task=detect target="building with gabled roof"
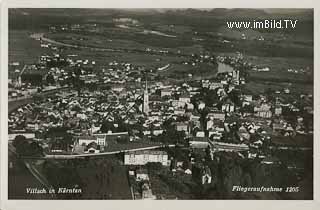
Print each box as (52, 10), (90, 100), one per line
(124, 150), (168, 166)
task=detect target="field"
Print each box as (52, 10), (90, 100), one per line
(8, 150), (52, 199)
(60, 47), (187, 73)
(247, 56), (313, 82)
(271, 134), (313, 147)
(9, 30), (50, 65)
(76, 158), (131, 199)
(216, 51), (313, 91)
(243, 81), (313, 96)
(42, 157), (132, 199)
(40, 33), (218, 79)
(9, 8), (314, 82)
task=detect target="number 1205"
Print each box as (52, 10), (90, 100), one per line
(285, 187), (299, 192)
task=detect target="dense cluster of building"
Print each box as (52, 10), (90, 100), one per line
(8, 34), (313, 200)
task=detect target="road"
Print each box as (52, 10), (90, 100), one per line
(20, 64), (27, 75)
(9, 143), (55, 198)
(24, 161), (56, 198)
(209, 140), (249, 152)
(268, 146), (312, 151)
(31, 33), (193, 58)
(22, 144), (176, 160)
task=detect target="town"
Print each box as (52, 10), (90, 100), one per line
(8, 9), (314, 200)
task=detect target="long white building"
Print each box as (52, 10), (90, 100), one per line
(124, 150), (168, 166)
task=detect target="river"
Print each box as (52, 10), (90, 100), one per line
(217, 62), (234, 74)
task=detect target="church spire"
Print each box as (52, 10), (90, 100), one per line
(145, 77), (148, 91)
(143, 76), (149, 115)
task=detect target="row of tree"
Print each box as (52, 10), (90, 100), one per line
(13, 135), (43, 157)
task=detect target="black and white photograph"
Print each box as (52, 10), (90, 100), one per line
(2, 3), (317, 204)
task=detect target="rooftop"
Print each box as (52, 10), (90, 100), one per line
(125, 150), (167, 155)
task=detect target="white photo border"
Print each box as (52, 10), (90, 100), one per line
(1, 0), (319, 210)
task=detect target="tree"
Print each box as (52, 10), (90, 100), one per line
(264, 88), (275, 103)
(46, 127), (73, 149)
(191, 93), (202, 103)
(46, 74), (55, 85)
(21, 73), (43, 86)
(146, 162), (163, 172)
(12, 135), (26, 148)
(240, 104), (254, 114)
(203, 89), (219, 107)
(228, 89), (241, 107)
(100, 121), (115, 133)
(13, 135), (43, 157)
(28, 142), (44, 156)
(162, 128), (186, 145)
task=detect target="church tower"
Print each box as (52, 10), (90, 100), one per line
(15, 75), (22, 88)
(143, 79), (149, 115)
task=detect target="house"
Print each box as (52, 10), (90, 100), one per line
(198, 102), (206, 110)
(84, 142), (100, 153)
(190, 114), (201, 128)
(148, 115), (160, 121)
(92, 134), (107, 146)
(208, 123), (224, 140)
(243, 95), (253, 102)
(284, 125), (295, 137)
(152, 128), (164, 136)
(186, 103), (194, 110)
(124, 150), (168, 166)
(172, 100), (186, 108)
(141, 182), (156, 200)
(78, 136), (97, 146)
(76, 113), (87, 120)
(272, 119), (286, 133)
(196, 131), (205, 138)
(175, 122), (189, 133)
(274, 105), (282, 116)
(185, 169), (192, 175)
(207, 111), (225, 121)
(136, 169), (149, 181)
(143, 130), (151, 136)
(201, 166), (212, 184)
(217, 88), (226, 97)
(90, 124), (101, 134)
(209, 82), (223, 90)
(190, 91), (201, 97)
(202, 80), (210, 88)
(242, 95), (253, 106)
(254, 103), (272, 118)
(209, 131), (223, 141)
(206, 120), (214, 130)
(222, 102), (235, 112)
(112, 85), (125, 92)
(237, 125), (250, 141)
(174, 108), (185, 116)
(179, 95), (191, 103)
(189, 137), (209, 149)
(161, 88), (172, 97)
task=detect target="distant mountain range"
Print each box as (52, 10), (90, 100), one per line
(164, 8), (313, 20)
(10, 8), (313, 19)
